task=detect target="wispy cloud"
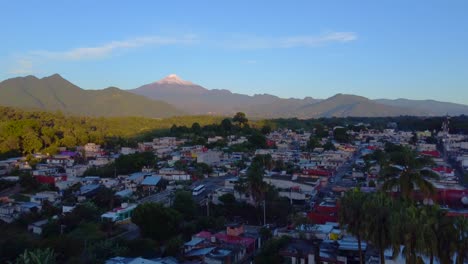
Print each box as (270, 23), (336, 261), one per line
(226, 31), (357, 49)
(30, 34), (198, 61)
(279, 32), (357, 48)
(6, 31), (355, 76)
(8, 59), (35, 75)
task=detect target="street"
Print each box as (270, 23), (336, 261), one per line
(137, 175), (231, 206)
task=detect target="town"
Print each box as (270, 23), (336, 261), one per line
(0, 113), (467, 264)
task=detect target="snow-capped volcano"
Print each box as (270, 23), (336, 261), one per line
(156, 74), (193, 85)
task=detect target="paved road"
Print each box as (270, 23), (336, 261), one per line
(190, 175), (232, 204)
(138, 189), (174, 205)
(111, 223), (140, 241)
(137, 175), (231, 206)
(318, 150), (362, 196)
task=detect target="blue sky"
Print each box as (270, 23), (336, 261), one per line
(1, 0), (467, 104)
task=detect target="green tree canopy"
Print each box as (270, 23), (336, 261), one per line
(132, 203), (182, 242)
(172, 191), (198, 220)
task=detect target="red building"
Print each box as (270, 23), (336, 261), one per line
(307, 201), (339, 224)
(303, 169), (332, 177)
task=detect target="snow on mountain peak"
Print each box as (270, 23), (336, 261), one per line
(156, 74), (193, 85)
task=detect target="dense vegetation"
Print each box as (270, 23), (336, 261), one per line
(2, 105), (468, 159)
(340, 190), (468, 264)
(0, 106), (224, 158)
(340, 144), (467, 264)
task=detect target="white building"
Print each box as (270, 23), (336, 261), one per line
(197, 150), (221, 165)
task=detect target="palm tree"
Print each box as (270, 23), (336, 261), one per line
(363, 192), (393, 264)
(419, 205), (442, 264)
(339, 189), (368, 264)
(454, 216), (468, 264)
(433, 210), (456, 264)
(235, 161), (268, 208)
(13, 248), (56, 264)
(391, 205), (426, 264)
(246, 162), (268, 207)
(381, 147), (437, 200)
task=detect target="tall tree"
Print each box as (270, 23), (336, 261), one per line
(333, 127), (350, 143)
(381, 147), (437, 200)
(339, 189), (368, 264)
(221, 118), (232, 131)
(132, 203), (181, 242)
(454, 216), (468, 264)
(363, 192), (393, 264)
(172, 191), (197, 220)
(233, 112), (248, 127)
(391, 205), (426, 264)
(420, 206), (439, 264)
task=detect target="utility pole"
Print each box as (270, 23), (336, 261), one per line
(206, 194), (211, 217)
(290, 187), (293, 205)
(263, 199), (266, 226)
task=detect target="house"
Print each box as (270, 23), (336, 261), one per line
(303, 168), (332, 178)
(80, 184), (101, 197)
(277, 224), (336, 241)
(159, 168), (191, 181)
(208, 136), (224, 143)
(0, 203), (20, 223)
(184, 222), (261, 263)
(140, 176), (162, 192)
(28, 219), (49, 235)
(55, 177), (81, 191)
(205, 247), (244, 264)
(307, 200), (339, 224)
(88, 157), (113, 167)
(279, 239), (317, 264)
(197, 150), (221, 166)
(194, 223), (258, 254)
(30, 191), (60, 205)
(153, 137), (177, 146)
(33, 168), (67, 185)
(65, 164), (88, 177)
(46, 155), (74, 166)
(115, 189), (133, 198)
(121, 147), (137, 155)
(185, 247), (217, 262)
(0, 162), (9, 175)
(18, 202), (42, 213)
(123, 172), (153, 190)
(101, 178), (119, 189)
(84, 143), (102, 158)
(85, 143), (101, 152)
(81, 176), (101, 185)
(101, 203), (137, 223)
(62, 204), (76, 214)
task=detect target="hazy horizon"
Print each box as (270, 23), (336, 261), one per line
(1, 1), (467, 104)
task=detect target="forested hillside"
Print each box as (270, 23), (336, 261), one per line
(0, 106), (223, 157)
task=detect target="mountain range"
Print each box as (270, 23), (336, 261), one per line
(1, 74), (468, 118)
(0, 74), (182, 118)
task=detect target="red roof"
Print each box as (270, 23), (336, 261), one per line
(420, 150), (441, 158)
(432, 166), (453, 174)
(303, 169), (332, 177)
(215, 233), (255, 247)
(195, 231), (212, 239)
(266, 140), (275, 147)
